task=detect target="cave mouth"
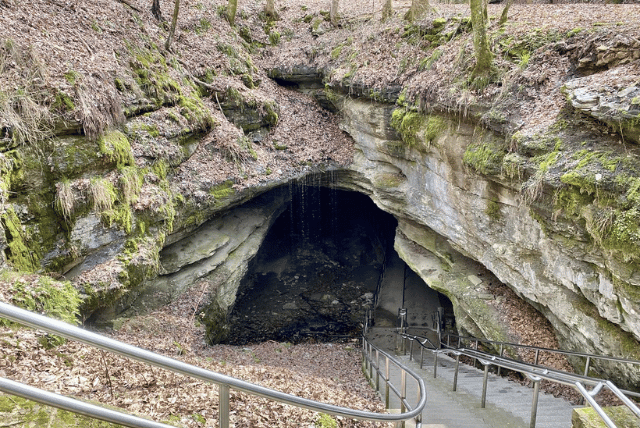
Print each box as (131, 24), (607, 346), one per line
(224, 179), (453, 345)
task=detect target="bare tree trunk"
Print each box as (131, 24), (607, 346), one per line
(165, 0), (180, 51)
(498, 0), (513, 26)
(152, 0), (164, 21)
(227, 0), (238, 26)
(265, 0), (276, 19)
(470, 0), (492, 78)
(404, 0), (429, 22)
(381, 0), (393, 21)
(330, 0), (339, 25)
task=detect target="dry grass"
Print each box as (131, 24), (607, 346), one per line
(89, 177), (115, 212)
(55, 179), (75, 221)
(521, 172), (545, 205)
(76, 76), (125, 140)
(0, 39), (53, 147)
(119, 167), (143, 204)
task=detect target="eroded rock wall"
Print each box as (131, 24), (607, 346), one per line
(332, 93), (640, 387)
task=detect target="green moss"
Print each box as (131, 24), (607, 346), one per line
(1, 207), (39, 272)
(129, 46), (181, 106)
(315, 413), (338, 428)
(119, 166), (143, 204)
(273, 141), (287, 150)
(574, 405), (640, 428)
(117, 235), (162, 288)
(52, 91), (75, 112)
(134, 123), (160, 138)
(463, 141), (506, 176)
(102, 204), (133, 234)
(374, 173), (404, 188)
(98, 130), (134, 169)
(331, 45), (343, 59)
(561, 170), (598, 196)
(89, 177), (117, 212)
(194, 18), (212, 35)
(0, 394), (136, 427)
(210, 180), (235, 201)
(554, 187), (594, 217)
(485, 199), (501, 220)
(263, 100), (279, 126)
(391, 109), (447, 151)
(268, 30), (281, 45)
(64, 70), (80, 85)
(497, 28), (563, 64)
(178, 94), (214, 130)
(419, 48), (444, 71)
(2, 273), (80, 346)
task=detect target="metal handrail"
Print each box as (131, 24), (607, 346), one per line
(400, 332), (640, 428)
(0, 302), (425, 427)
(361, 336), (428, 428)
(443, 332), (640, 371)
(0, 377), (175, 428)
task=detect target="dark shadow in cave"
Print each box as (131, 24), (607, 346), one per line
(224, 178), (454, 345)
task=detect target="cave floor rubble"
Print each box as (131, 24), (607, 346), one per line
(367, 327), (579, 428)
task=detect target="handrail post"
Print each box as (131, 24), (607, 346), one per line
(497, 344), (504, 376)
(584, 356), (591, 376)
(385, 356), (390, 409)
(401, 369), (407, 414)
(534, 349), (540, 366)
(481, 364), (490, 408)
(375, 349), (380, 391)
(453, 354), (460, 391)
(219, 384), (230, 428)
(420, 346), (424, 369)
(369, 344), (374, 381)
(433, 352), (438, 378)
(530, 380), (540, 428)
(409, 339), (414, 361)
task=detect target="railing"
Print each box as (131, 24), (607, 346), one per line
(361, 337), (427, 428)
(442, 332), (640, 399)
(399, 332), (640, 428)
(0, 302), (426, 428)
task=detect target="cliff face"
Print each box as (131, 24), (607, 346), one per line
(330, 92), (640, 386)
(1, 0), (640, 387)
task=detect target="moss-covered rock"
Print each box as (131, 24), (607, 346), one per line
(0, 394), (125, 428)
(572, 406), (640, 428)
(390, 108), (447, 152)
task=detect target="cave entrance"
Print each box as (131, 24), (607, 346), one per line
(225, 177), (453, 344)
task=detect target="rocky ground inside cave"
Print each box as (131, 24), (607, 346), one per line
(226, 187), (394, 345)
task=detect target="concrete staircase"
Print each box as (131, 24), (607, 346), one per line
(367, 327), (579, 428)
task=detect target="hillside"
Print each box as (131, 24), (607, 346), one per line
(1, 0), (640, 425)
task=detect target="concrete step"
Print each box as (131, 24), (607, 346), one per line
(367, 330), (581, 428)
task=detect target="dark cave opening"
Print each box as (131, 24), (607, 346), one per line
(224, 179), (454, 345)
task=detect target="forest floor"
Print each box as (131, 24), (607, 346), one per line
(1, 276), (389, 427)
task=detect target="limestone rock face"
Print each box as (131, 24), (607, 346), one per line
(564, 81), (640, 145)
(113, 188), (289, 322)
(334, 94), (640, 386)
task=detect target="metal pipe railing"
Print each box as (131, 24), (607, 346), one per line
(0, 377), (174, 428)
(361, 336), (427, 428)
(442, 332), (640, 372)
(0, 302), (425, 427)
(400, 332), (640, 428)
